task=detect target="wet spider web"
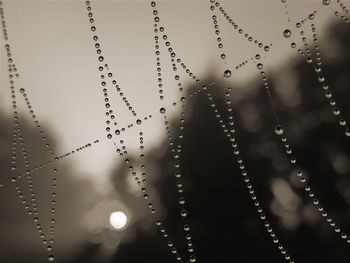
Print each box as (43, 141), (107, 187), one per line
(0, 0), (350, 262)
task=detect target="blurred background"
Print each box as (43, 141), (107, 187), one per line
(0, 0), (350, 262)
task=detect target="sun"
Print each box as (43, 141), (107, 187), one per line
(109, 211), (128, 230)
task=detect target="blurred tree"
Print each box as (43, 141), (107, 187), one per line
(0, 115), (99, 263)
(109, 21), (350, 263)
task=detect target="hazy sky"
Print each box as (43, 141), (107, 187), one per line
(0, 0), (339, 191)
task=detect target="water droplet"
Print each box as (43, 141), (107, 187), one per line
(322, 0), (330, 5)
(48, 255), (55, 262)
(223, 69), (231, 78)
(274, 125), (284, 135)
(314, 66), (321, 73)
(332, 108), (340, 116)
(20, 88), (25, 93)
(160, 107), (166, 114)
(283, 29), (291, 38)
(178, 197), (185, 204)
(318, 75), (325, 82)
(190, 255), (197, 262)
(136, 119), (141, 125)
(257, 63), (263, 70)
(345, 129), (350, 137)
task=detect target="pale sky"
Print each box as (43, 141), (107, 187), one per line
(0, 0), (339, 191)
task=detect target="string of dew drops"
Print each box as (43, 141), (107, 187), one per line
(0, 2), (58, 262)
(211, 0), (272, 52)
(280, 0), (291, 23)
(114, 134), (186, 262)
(281, 7), (350, 137)
(208, 2), (295, 261)
(334, 0), (350, 22)
(84, 1), (197, 261)
(254, 4), (350, 243)
(152, 2), (198, 261)
(256, 66), (350, 245)
(160, 28), (198, 263)
(15, 138), (101, 180)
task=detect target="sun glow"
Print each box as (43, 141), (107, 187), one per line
(109, 211), (128, 230)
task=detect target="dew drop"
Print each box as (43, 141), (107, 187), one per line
(160, 107), (166, 114)
(332, 108), (340, 116)
(346, 129), (350, 137)
(223, 69), (231, 78)
(274, 125), (284, 135)
(257, 63), (263, 70)
(323, 0), (330, 5)
(20, 88), (25, 93)
(178, 197), (185, 205)
(314, 66), (321, 73)
(48, 255), (55, 262)
(190, 255), (197, 262)
(283, 29), (291, 38)
(339, 119), (346, 126)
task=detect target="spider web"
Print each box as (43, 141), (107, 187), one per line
(0, 0), (350, 262)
